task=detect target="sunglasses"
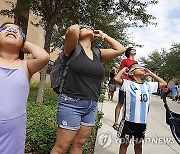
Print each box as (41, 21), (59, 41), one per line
(79, 24), (94, 31)
(0, 26), (26, 39)
(128, 66), (146, 73)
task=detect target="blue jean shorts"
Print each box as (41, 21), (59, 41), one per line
(57, 94), (98, 130)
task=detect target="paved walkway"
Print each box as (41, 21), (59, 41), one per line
(94, 88), (180, 154)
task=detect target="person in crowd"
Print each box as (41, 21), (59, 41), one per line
(177, 84), (180, 103)
(51, 24), (126, 154)
(113, 47), (138, 131)
(103, 79), (109, 92)
(108, 67), (117, 102)
(0, 22), (50, 154)
(114, 63), (167, 154)
(161, 85), (169, 102)
(171, 83), (179, 101)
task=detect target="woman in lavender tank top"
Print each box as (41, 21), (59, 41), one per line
(0, 22), (50, 154)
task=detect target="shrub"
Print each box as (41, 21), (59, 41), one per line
(99, 86), (106, 103)
(99, 94), (105, 103)
(25, 84), (58, 154)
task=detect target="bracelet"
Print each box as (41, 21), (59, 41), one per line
(102, 33), (107, 41)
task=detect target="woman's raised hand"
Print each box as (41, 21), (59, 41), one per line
(93, 30), (104, 38)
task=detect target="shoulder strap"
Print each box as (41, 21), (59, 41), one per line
(92, 47), (101, 60)
(59, 44), (81, 94)
(66, 44), (82, 65)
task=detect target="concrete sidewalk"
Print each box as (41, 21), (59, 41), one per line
(94, 88), (180, 154)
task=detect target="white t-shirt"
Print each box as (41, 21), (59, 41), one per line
(120, 79), (158, 124)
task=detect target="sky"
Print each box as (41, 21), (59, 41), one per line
(128, 0), (180, 60)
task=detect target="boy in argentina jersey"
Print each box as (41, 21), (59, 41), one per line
(114, 63), (167, 154)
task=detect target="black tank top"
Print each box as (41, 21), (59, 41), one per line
(62, 46), (105, 101)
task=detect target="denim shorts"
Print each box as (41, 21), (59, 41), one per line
(57, 94), (98, 130)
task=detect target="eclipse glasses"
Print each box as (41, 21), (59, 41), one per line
(79, 24), (95, 31)
(0, 26), (26, 39)
(128, 66), (146, 73)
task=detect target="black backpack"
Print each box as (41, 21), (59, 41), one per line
(50, 44), (101, 94)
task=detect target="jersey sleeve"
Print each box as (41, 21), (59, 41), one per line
(148, 82), (159, 93)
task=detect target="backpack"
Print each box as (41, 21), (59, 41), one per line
(50, 44), (101, 94)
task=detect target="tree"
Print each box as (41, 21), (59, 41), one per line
(31, 0), (159, 103)
(140, 50), (172, 81)
(1, 0), (158, 103)
(140, 50), (166, 74)
(115, 0), (158, 27)
(51, 0), (159, 78)
(0, 0), (31, 36)
(29, 0), (69, 104)
(165, 43), (180, 79)
(140, 43), (180, 83)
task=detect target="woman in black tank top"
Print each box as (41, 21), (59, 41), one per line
(51, 24), (126, 154)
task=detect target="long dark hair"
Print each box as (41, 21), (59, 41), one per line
(0, 22), (25, 59)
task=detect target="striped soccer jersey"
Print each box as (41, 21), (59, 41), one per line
(120, 79), (158, 124)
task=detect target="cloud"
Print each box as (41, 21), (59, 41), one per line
(128, 0), (180, 60)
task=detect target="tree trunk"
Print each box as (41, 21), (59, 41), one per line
(36, 24), (53, 104)
(36, 65), (48, 104)
(14, 0), (30, 34)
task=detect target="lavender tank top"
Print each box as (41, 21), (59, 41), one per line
(0, 61), (30, 120)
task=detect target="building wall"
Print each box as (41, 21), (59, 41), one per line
(0, 0), (15, 23)
(0, 0), (60, 83)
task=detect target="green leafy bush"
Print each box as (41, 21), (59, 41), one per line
(25, 84), (103, 154)
(99, 94), (105, 103)
(99, 86), (106, 103)
(25, 84), (58, 154)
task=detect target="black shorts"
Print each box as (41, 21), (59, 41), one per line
(118, 120), (146, 143)
(118, 89), (125, 104)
